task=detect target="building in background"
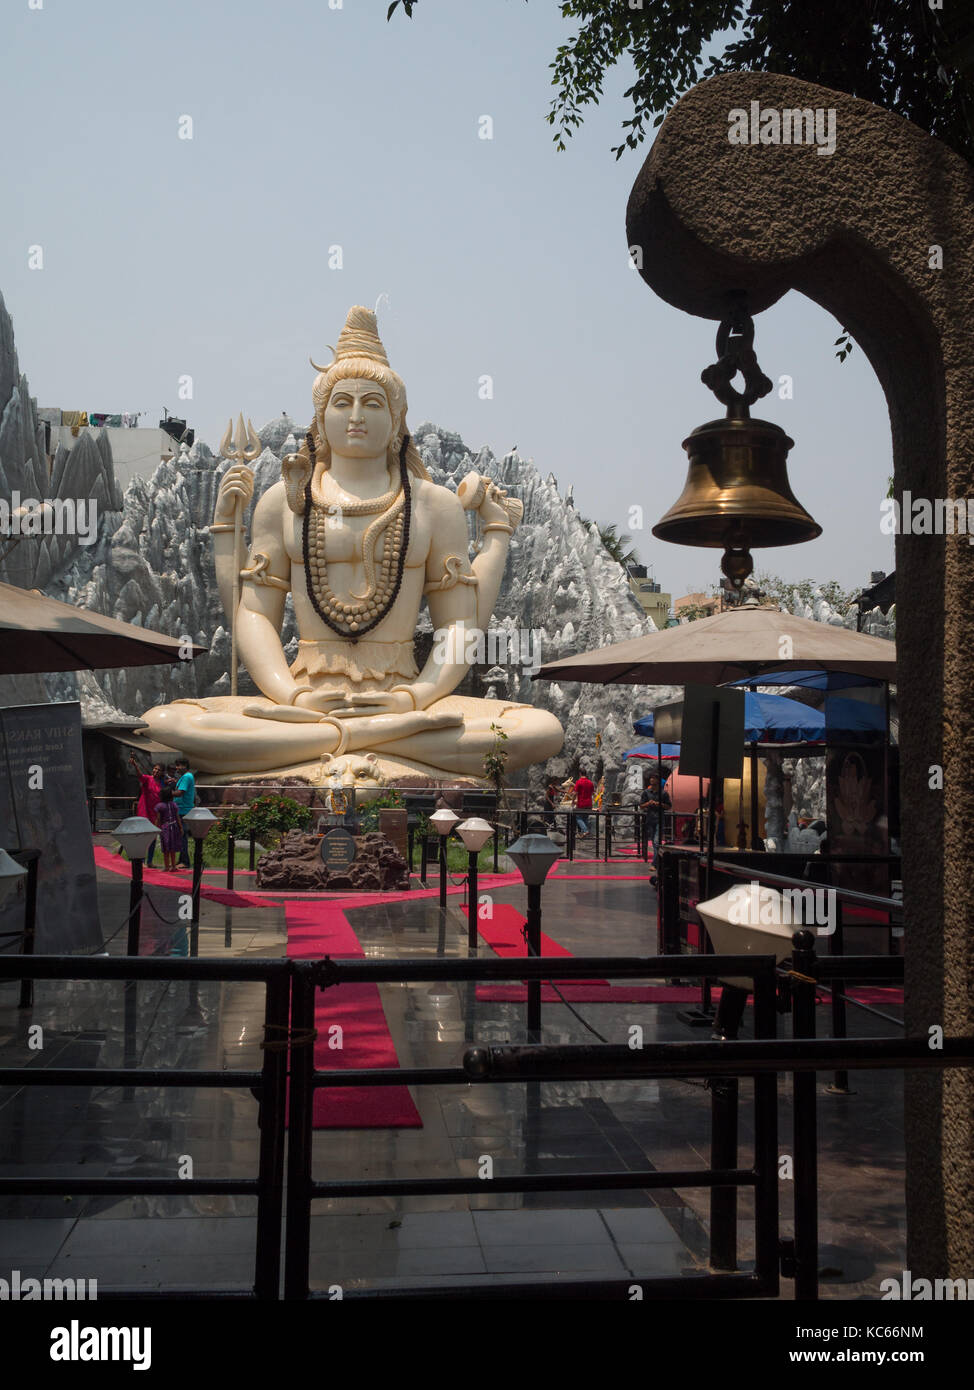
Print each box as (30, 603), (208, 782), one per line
(627, 564), (672, 629)
(37, 406), (195, 491)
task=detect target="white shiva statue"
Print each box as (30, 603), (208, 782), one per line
(141, 307), (564, 783)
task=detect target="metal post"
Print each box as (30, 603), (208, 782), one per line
(127, 858), (143, 958)
(439, 834), (448, 910)
(419, 829), (428, 887)
(253, 968), (290, 1300)
(492, 822), (499, 874)
(749, 743), (759, 848)
(284, 964), (316, 1300)
(526, 881), (542, 1036)
(249, 828), (256, 871)
(17, 853), (39, 1010)
(594, 811), (600, 860)
(709, 986), (746, 1270)
(605, 811), (612, 861)
(700, 701), (721, 1016)
(190, 836), (204, 958)
(752, 962), (780, 1297)
(226, 832), (235, 891)
(407, 825), (414, 873)
(792, 929), (819, 1301)
(467, 850), (479, 950)
(827, 902), (850, 1094)
(123, 858), (143, 1102)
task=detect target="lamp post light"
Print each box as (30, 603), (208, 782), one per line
(113, 816), (157, 956)
(183, 807), (217, 956)
(113, 815), (156, 1100)
(506, 833), (562, 1036)
(430, 808), (460, 910)
(456, 818), (494, 949)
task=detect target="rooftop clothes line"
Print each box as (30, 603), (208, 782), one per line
(38, 409), (142, 436)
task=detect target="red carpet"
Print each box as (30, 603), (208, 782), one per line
(287, 902), (422, 1129)
(475, 903), (701, 1002)
(92, 844), (266, 908)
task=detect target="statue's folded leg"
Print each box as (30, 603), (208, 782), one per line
(142, 699), (465, 775)
(142, 695), (561, 779)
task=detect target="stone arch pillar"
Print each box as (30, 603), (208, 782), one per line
(626, 71), (974, 1279)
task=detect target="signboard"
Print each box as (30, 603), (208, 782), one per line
(0, 702), (102, 953)
(319, 827), (357, 869)
(378, 808), (408, 861)
(655, 686), (745, 778)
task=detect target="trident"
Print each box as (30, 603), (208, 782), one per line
(219, 414), (261, 696)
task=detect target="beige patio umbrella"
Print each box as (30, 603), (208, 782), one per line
(534, 604), (896, 686)
(0, 581), (206, 674)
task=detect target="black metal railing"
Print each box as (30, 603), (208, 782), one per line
(0, 955), (291, 1300)
(283, 950), (781, 1300)
(2, 940), (971, 1300)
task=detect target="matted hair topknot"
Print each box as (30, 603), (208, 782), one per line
(310, 306), (406, 416)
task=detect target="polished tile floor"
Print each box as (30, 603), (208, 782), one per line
(0, 838), (905, 1297)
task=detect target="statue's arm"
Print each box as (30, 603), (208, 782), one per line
(405, 488), (480, 709)
(211, 481), (301, 705)
(467, 480), (519, 630)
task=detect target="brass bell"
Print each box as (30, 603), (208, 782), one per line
(653, 310), (821, 587)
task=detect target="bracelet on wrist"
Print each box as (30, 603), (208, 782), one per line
(483, 522), (514, 535)
(389, 685), (418, 710)
(288, 685), (314, 705)
(209, 522), (236, 533)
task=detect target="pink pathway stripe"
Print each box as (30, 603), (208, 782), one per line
(476, 903), (724, 1003)
(287, 901), (422, 1130)
(92, 844), (266, 908)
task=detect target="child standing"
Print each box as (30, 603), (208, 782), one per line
(154, 787), (183, 872)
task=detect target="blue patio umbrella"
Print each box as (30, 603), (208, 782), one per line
(725, 673), (887, 739)
(637, 692), (826, 746)
(624, 741), (682, 760)
(637, 690), (880, 746)
(742, 691), (824, 743)
(726, 668), (884, 691)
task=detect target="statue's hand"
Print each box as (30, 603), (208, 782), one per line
(329, 690), (417, 719)
(293, 689), (351, 714)
(213, 464), (255, 524)
(479, 482), (522, 530)
(241, 689), (348, 722)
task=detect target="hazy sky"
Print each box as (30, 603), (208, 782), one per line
(1, 0), (894, 601)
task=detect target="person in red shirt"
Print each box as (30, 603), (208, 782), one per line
(573, 771), (595, 835)
(128, 753), (163, 867)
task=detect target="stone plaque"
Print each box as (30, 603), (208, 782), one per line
(319, 828), (357, 869)
(378, 808), (408, 861)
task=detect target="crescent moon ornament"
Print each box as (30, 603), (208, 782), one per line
(309, 348), (337, 372)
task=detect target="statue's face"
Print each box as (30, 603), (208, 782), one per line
(321, 378), (394, 460)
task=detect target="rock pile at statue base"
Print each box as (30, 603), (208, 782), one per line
(255, 829), (410, 891)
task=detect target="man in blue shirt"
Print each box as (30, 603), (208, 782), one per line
(173, 759), (195, 867)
